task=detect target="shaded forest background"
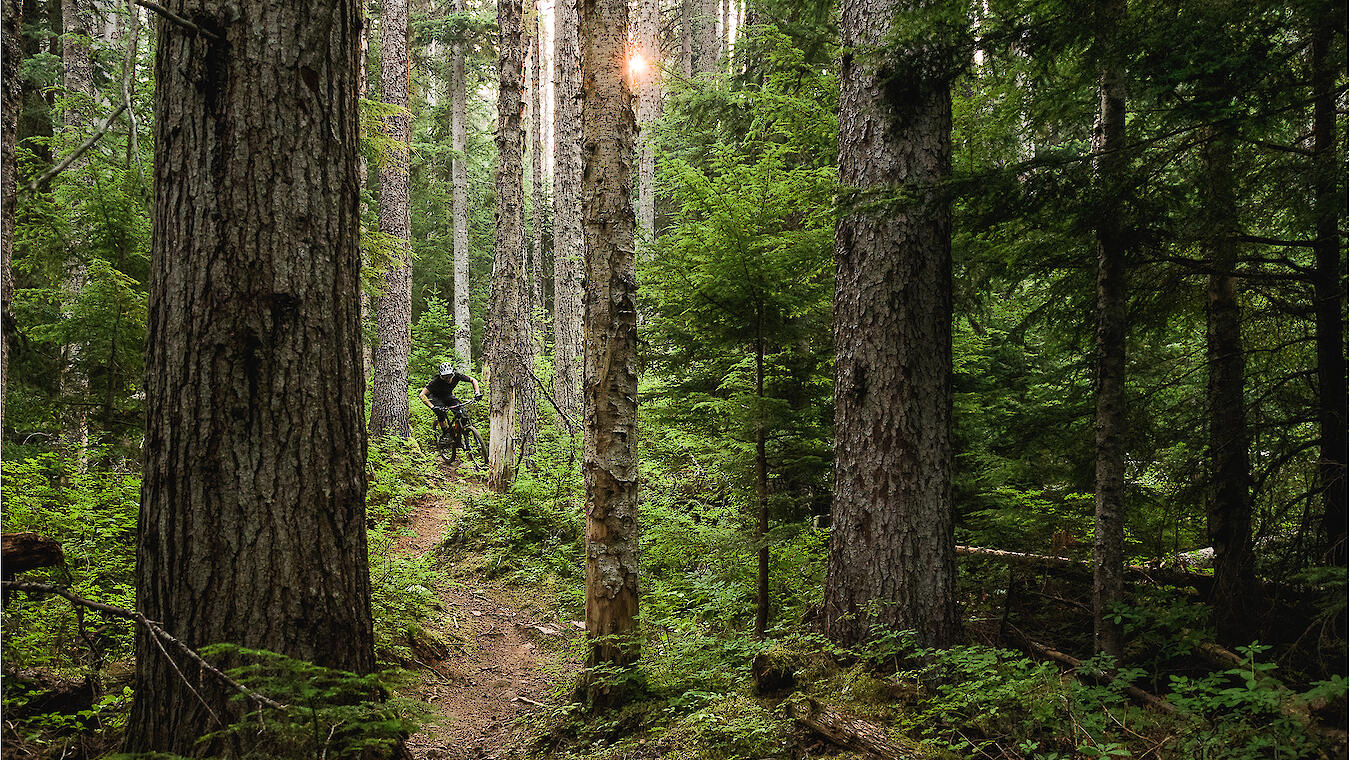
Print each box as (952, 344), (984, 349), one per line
(1, 0), (1347, 755)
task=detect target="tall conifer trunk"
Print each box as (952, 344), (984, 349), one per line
(488, 0), (525, 490)
(1311, 19), (1347, 565)
(695, 0), (718, 73)
(59, 0), (94, 458)
(552, 0), (583, 428)
(519, 7), (541, 465)
(1, 0), (17, 436)
(580, 0), (639, 705)
(126, 0), (374, 751)
(1090, 0), (1128, 658)
(370, 0), (413, 438)
(823, 0), (959, 650)
(636, 0), (660, 243)
(1202, 123), (1255, 646)
(452, 0), (471, 364)
(680, 0), (693, 76)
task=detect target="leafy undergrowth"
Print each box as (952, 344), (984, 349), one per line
(440, 432), (1348, 760)
(0, 440), (442, 758)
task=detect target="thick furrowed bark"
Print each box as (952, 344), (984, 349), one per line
(127, 1), (373, 751)
(823, 0), (959, 650)
(488, 0), (526, 491)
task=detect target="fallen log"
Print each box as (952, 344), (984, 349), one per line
(2, 532), (64, 578)
(956, 545), (1213, 593)
(1005, 626), (1178, 715)
(786, 696), (928, 760)
(1189, 637), (1333, 718)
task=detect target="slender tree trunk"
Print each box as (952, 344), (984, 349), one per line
(452, 0), (471, 364)
(358, 7), (372, 379)
(552, 0), (583, 429)
(529, 13), (544, 318)
(1202, 125), (1256, 646)
(823, 0), (959, 650)
(696, 0), (718, 73)
(636, 0), (659, 244)
(59, 0), (94, 459)
(518, 8), (540, 465)
(125, 0), (374, 751)
(1311, 21), (1347, 566)
(1090, 0), (1128, 658)
(370, 0), (413, 438)
(754, 319), (769, 638)
(580, 0), (639, 706)
(680, 0), (693, 76)
(488, 0), (525, 491)
(1, 0), (18, 437)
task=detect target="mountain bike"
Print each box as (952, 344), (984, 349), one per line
(433, 400), (486, 472)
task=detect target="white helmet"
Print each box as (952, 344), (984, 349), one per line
(438, 362), (455, 376)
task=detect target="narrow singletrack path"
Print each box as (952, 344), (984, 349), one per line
(393, 478), (577, 760)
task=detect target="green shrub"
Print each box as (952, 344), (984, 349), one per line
(1, 451), (140, 671)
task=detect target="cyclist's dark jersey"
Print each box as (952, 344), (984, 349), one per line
(425, 373), (471, 407)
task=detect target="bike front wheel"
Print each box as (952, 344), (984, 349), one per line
(462, 427), (487, 473)
(435, 426), (458, 464)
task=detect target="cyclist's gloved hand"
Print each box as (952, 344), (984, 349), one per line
(475, 393), (483, 400)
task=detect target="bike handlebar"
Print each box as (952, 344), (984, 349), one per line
(432, 399), (475, 412)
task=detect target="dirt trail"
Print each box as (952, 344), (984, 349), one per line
(393, 481), (577, 760)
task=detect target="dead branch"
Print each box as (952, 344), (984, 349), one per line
(131, 0), (221, 39)
(20, 103), (129, 197)
(1005, 626), (1178, 715)
(1, 580), (287, 711)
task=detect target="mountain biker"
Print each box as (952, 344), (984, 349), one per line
(419, 362), (482, 437)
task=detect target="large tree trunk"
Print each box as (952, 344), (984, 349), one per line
(552, 0), (583, 430)
(823, 0), (959, 650)
(125, 0), (374, 752)
(636, 0), (659, 244)
(580, 0), (639, 706)
(488, 0), (525, 491)
(452, 0), (471, 364)
(518, 7), (540, 465)
(1311, 19), (1347, 566)
(1090, 0), (1128, 658)
(58, 0), (94, 460)
(370, 0), (413, 438)
(1, 0), (17, 437)
(1201, 124), (1256, 646)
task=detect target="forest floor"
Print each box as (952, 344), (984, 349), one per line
(391, 474), (579, 760)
